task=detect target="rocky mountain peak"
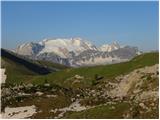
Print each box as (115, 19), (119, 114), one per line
(99, 41), (120, 52)
(14, 38), (141, 67)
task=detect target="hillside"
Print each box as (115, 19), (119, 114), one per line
(1, 48), (69, 84)
(35, 60), (69, 70)
(2, 52), (159, 119)
(2, 50), (158, 86)
(30, 52), (159, 88)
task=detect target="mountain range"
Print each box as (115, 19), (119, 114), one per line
(14, 37), (141, 67)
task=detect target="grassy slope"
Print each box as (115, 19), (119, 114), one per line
(64, 100), (158, 119)
(63, 102), (130, 119)
(1, 57), (69, 84)
(1, 57), (38, 84)
(31, 52), (159, 88)
(2, 52), (159, 119)
(35, 60), (69, 70)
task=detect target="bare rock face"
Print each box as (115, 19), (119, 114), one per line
(107, 64), (159, 99)
(1, 68), (7, 84)
(2, 105), (37, 119)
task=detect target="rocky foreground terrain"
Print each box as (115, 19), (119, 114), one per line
(1, 64), (159, 118)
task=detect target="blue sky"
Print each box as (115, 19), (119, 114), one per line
(2, 1), (158, 51)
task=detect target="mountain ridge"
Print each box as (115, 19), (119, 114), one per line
(14, 38), (141, 67)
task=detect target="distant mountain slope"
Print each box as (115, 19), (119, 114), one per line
(35, 60), (69, 70)
(1, 56), (37, 84)
(1, 49), (52, 74)
(1, 48), (69, 84)
(14, 38), (141, 67)
(30, 52), (159, 88)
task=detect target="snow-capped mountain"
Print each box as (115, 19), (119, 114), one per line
(16, 38), (97, 58)
(38, 37), (98, 58)
(15, 42), (44, 56)
(99, 41), (120, 52)
(15, 38), (141, 67)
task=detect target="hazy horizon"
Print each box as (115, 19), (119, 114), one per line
(2, 1), (159, 52)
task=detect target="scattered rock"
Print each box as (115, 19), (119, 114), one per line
(74, 75), (84, 80)
(46, 95), (57, 98)
(26, 84), (33, 88)
(71, 98), (76, 102)
(139, 103), (146, 109)
(150, 103), (154, 107)
(76, 94), (80, 97)
(35, 92), (43, 96)
(72, 79), (81, 84)
(111, 106), (115, 109)
(44, 83), (50, 87)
